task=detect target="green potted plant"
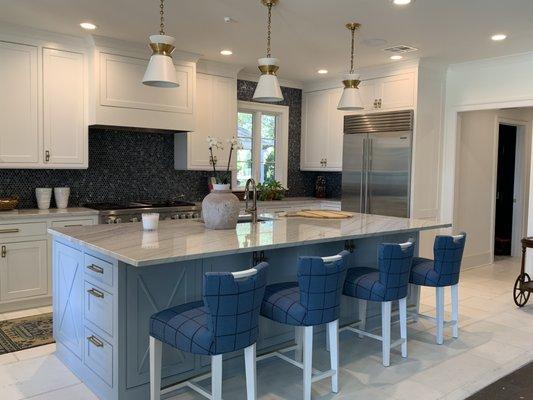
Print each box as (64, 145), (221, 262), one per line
(256, 180), (287, 201)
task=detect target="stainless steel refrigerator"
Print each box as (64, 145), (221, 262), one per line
(341, 110), (413, 218)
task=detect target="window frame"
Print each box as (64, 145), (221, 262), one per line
(233, 100), (289, 190)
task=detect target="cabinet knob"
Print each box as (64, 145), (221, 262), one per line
(373, 99), (378, 109)
(1, 245), (6, 258)
(378, 99), (382, 108)
(45, 150), (50, 162)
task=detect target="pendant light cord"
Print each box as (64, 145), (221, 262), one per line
(350, 26), (356, 74)
(159, 0), (165, 35)
(266, 2), (273, 58)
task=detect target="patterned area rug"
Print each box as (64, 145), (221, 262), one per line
(0, 313), (54, 355)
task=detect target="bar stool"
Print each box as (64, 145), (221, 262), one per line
(259, 251), (349, 400)
(409, 233), (466, 345)
(149, 263), (268, 400)
(342, 241), (415, 367)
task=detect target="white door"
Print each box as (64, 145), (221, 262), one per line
(0, 41), (39, 165)
(43, 48), (86, 166)
(0, 240), (48, 301)
(378, 73), (415, 110)
(325, 88), (345, 171)
(301, 91), (328, 170)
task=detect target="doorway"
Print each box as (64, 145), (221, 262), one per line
(494, 124), (517, 256)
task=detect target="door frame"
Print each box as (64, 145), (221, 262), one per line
(496, 118), (528, 257)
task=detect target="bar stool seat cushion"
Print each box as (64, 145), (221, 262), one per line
(343, 267), (384, 301)
(150, 300), (214, 355)
(260, 282), (307, 326)
(409, 258), (443, 287)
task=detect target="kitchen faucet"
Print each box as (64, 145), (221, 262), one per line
(244, 178), (258, 224)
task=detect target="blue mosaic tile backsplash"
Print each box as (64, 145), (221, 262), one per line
(0, 80), (341, 209)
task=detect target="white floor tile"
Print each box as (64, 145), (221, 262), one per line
(1, 308), (46, 321)
(20, 383), (98, 399)
(0, 353), (18, 366)
(14, 344), (56, 362)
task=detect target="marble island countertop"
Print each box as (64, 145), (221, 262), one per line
(0, 207), (99, 220)
(48, 213), (450, 267)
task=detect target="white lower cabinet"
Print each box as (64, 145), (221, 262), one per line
(174, 73), (237, 170)
(0, 239), (48, 301)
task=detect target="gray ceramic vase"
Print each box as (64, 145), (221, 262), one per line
(202, 184), (240, 230)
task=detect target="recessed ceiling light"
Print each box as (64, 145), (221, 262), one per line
(391, 0), (413, 5)
(220, 49), (233, 56)
(317, 69), (328, 74)
(80, 22), (97, 30)
(390, 55), (403, 60)
(491, 34), (507, 41)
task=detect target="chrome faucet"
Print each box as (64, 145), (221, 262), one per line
(244, 178), (258, 224)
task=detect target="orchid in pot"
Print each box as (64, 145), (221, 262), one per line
(202, 136), (242, 230)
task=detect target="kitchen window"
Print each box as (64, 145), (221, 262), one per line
(233, 101), (289, 190)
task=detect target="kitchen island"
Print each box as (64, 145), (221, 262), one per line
(48, 213), (450, 400)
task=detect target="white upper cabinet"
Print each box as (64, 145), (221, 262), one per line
(175, 73), (237, 170)
(0, 41), (39, 165)
(301, 88), (345, 171)
(43, 48), (87, 166)
(359, 72), (416, 112)
(94, 51), (196, 131)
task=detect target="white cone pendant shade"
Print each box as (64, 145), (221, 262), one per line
(253, 57), (284, 102)
(142, 35), (179, 88)
(338, 73), (363, 110)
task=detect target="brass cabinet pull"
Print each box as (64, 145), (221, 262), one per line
(1, 246), (6, 258)
(87, 335), (104, 348)
(64, 224), (83, 227)
(0, 228), (20, 234)
(87, 264), (104, 274)
(45, 150), (50, 162)
(87, 288), (105, 298)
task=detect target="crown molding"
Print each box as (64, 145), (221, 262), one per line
(237, 71), (303, 89)
(0, 21), (90, 49)
(196, 59), (243, 79)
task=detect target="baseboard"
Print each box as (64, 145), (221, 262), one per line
(0, 296), (51, 314)
(461, 252), (492, 269)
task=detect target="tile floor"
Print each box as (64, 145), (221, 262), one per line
(1, 258), (532, 399)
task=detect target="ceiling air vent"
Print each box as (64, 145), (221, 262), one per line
(383, 44), (419, 54)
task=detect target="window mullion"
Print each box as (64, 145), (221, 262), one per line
(253, 111), (262, 183)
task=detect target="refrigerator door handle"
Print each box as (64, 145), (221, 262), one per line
(367, 138), (373, 213)
(361, 138), (366, 214)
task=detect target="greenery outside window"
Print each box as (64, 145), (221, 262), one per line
(233, 101), (289, 190)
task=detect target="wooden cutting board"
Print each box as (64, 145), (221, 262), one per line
(283, 210), (355, 219)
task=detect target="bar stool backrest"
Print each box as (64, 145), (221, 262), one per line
(297, 250), (349, 326)
(378, 242), (415, 301)
(203, 262), (268, 354)
(433, 233), (467, 286)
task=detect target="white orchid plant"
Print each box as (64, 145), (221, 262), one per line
(207, 136), (242, 185)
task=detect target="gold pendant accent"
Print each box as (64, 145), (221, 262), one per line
(149, 42), (176, 56)
(346, 22), (361, 31)
(258, 64), (279, 75)
(343, 79), (361, 89)
(261, 0), (279, 6)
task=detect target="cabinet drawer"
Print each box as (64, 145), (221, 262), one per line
(84, 254), (113, 288)
(84, 327), (113, 387)
(84, 281), (113, 336)
(51, 219), (94, 229)
(0, 222), (47, 239)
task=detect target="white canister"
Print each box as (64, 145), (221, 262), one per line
(36, 188), (52, 210)
(54, 187), (70, 209)
(142, 213), (160, 231)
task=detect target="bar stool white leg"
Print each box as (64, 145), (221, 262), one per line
(303, 326), (314, 400)
(412, 284), (421, 322)
(399, 297), (408, 358)
(212, 354), (223, 400)
(327, 320), (339, 393)
(295, 326), (303, 362)
(451, 284), (459, 338)
(326, 325), (330, 351)
(244, 344), (257, 400)
(358, 299), (367, 339)
(381, 301), (392, 367)
(149, 336), (162, 400)
(436, 287), (445, 345)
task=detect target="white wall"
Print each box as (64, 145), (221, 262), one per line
(443, 52), (533, 273)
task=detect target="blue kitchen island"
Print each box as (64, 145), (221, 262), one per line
(48, 213), (450, 400)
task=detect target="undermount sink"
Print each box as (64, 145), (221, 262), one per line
(237, 215), (272, 223)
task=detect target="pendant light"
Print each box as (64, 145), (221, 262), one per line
(142, 0), (178, 88)
(337, 23), (363, 111)
(253, 0), (284, 102)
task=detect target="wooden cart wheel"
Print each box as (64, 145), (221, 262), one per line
(514, 273), (531, 307)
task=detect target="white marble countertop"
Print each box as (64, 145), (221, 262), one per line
(48, 213), (450, 267)
(0, 207), (99, 220)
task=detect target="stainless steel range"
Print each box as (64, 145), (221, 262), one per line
(84, 200), (201, 224)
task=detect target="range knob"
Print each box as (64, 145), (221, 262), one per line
(171, 214), (179, 220)
(115, 217), (122, 224)
(106, 216), (116, 224)
(129, 217), (139, 223)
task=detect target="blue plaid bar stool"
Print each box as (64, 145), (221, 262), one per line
(149, 263), (268, 400)
(409, 233), (466, 345)
(259, 252), (349, 400)
(342, 241), (415, 367)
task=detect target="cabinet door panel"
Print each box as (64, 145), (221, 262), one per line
(358, 80), (378, 111)
(99, 52), (193, 114)
(187, 73), (214, 169)
(301, 91), (328, 170)
(0, 42), (39, 164)
(211, 76), (237, 168)
(325, 88), (345, 170)
(43, 48), (86, 165)
(379, 73), (415, 110)
(0, 240), (47, 301)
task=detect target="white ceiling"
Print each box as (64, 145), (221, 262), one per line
(1, 0), (533, 82)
